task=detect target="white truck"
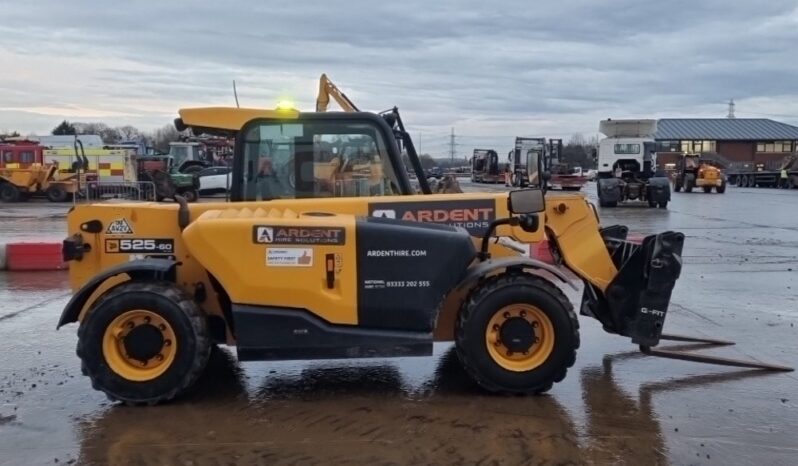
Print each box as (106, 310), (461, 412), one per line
(595, 119), (670, 208)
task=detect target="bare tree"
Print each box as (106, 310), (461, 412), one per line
(116, 125), (141, 141)
(150, 124), (183, 153)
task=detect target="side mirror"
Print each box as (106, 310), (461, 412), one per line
(508, 188), (545, 214)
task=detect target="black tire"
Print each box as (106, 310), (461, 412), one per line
(658, 201), (668, 209)
(674, 180), (682, 192)
(77, 281), (211, 405)
(45, 185), (69, 202)
(179, 188), (198, 203)
(455, 273), (579, 395)
(648, 200), (658, 208)
(685, 178), (694, 193)
(0, 183), (20, 202)
(716, 183), (726, 193)
(702, 186), (712, 193)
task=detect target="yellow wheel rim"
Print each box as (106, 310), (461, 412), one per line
(102, 310), (177, 382)
(485, 304), (555, 372)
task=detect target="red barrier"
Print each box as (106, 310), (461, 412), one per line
(5, 242), (66, 271)
(529, 234), (645, 264)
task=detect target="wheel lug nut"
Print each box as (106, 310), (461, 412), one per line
(520, 310), (526, 317)
(156, 354), (164, 361)
(127, 322), (135, 329)
(503, 312), (510, 319)
(144, 317), (151, 324)
(495, 340), (501, 346)
(492, 324), (500, 331)
(534, 337), (540, 343)
(532, 321), (539, 328)
(164, 339), (172, 347)
(506, 350), (513, 356)
(140, 360), (147, 366)
(159, 324), (166, 331)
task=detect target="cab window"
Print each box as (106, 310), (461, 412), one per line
(20, 151), (35, 163)
(238, 120), (399, 201)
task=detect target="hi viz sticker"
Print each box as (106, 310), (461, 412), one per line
(266, 248), (314, 267)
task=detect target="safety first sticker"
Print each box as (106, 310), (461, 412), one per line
(266, 248), (313, 267)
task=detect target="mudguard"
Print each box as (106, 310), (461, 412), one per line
(597, 178), (622, 202)
(56, 258), (177, 329)
(647, 176), (671, 202)
(456, 256), (576, 291)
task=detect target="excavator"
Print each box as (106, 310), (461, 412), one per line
(57, 75), (792, 405)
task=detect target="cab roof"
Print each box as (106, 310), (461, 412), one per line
(177, 107), (300, 132)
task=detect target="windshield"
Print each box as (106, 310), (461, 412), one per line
(525, 149), (542, 187)
(170, 146), (190, 166)
(238, 120), (400, 201)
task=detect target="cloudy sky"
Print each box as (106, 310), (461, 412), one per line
(2, 0), (797, 156)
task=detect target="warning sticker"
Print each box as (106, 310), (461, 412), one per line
(106, 218), (134, 235)
(254, 226), (345, 245)
(266, 248), (314, 267)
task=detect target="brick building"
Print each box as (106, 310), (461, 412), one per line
(654, 118), (798, 170)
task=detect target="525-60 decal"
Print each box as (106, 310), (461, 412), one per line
(105, 239), (174, 254)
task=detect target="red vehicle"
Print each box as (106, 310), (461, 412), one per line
(546, 139), (587, 191)
(0, 140), (45, 169)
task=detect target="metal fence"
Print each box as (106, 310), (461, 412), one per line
(78, 181), (157, 203)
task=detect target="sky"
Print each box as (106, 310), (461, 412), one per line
(1, 0), (797, 157)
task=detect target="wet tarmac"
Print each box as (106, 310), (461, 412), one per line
(1, 184), (797, 465)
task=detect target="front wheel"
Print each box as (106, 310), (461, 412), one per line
(46, 185), (69, 202)
(716, 183), (726, 193)
(702, 186), (712, 193)
(0, 183), (20, 202)
(76, 282), (211, 405)
(455, 273), (579, 395)
(658, 201), (668, 209)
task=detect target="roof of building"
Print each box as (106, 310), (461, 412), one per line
(655, 118), (798, 141)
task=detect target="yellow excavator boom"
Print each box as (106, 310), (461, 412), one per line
(316, 74), (360, 112)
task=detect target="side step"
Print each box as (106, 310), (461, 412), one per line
(640, 333), (794, 372)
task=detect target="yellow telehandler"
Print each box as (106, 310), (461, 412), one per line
(57, 85), (791, 405)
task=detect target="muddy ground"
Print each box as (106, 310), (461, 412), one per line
(0, 183), (796, 465)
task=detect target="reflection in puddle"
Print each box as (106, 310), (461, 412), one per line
(73, 345), (781, 465)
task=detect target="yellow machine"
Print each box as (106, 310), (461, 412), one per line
(0, 163), (88, 202)
(673, 153), (726, 193)
(58, 96), (791, 405)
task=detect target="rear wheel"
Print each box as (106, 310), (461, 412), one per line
(648, 199), (657, 207)
(45, 185), (69, 202)
(685, 178), (694, 192)
(0, 183), (20, 202)
(455, 273), (579, 395)
(658, 201), (668, 209)
(702, 186), (712, 193)
(77, 281), (211, 405)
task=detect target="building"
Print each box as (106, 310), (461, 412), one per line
(654, 118), (798, 170)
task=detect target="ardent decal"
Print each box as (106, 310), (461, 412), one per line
(368, 199), (495, 235)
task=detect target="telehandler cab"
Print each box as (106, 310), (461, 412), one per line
(59, 97), (791, 405)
